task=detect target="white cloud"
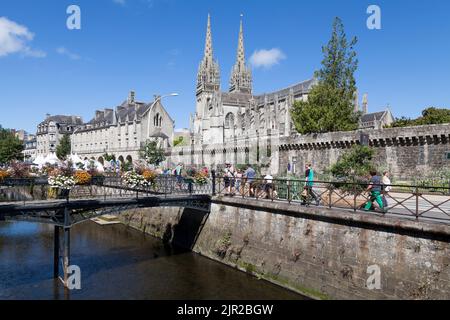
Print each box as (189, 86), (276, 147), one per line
(0, 17), (46, 58)
(56, 47), (81, 60)
(249, 48), (286, 69)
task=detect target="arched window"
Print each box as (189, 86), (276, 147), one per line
(154, 113), (163, 127)
(225, 113), (235, 129)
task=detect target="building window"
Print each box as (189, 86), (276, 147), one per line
(154, 113), (162, 127)
(446, 152), (450, 160)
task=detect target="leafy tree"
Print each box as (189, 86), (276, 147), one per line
(174, 136), (184, 147)
(415, 107), (450, 125)
(103, 153), (116, 162)
(56, 134), (71, 160)
(330, 145), (375, 182)
(140, 140), (166, 166)
(291, 17), (360, 134)
(391, 107), (450, 127)
(0, 128), (24, 164)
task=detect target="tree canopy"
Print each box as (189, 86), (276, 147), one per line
(140, 140), (166, 166)
(0, 128), (24, 164)
(390, 107), (450, 127)
(56, 134), (71, 160)
(291, 17), (360, 134)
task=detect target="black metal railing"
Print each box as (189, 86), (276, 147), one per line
(1, 175), (449, 223)
(0, 175), (213, 204)
(213, 176), (450, 223)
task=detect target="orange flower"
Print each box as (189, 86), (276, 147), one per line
(74, 171), (92, 185)
(143, 170), (157, 182)
(0, 170), (9, 181)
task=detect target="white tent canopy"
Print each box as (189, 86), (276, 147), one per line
(68, 154), (83, 164)
(33, 155), (46, 166)
(44, 152), (60, 165)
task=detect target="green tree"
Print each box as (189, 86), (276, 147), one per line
(56, 134), (71, 160)
(330, 145), (375, 181)
(291, 17), (360, 134)
(0, 128), (24, 164)
(391, 107), (450, 127)
(103, 153), (116, 162)
(174, 136), (184, 147)
(140, 140), (166, 166)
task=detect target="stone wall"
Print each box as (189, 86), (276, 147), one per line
(279, 124), (450, 178)
(167, 124), (450, 178)
(119, 198), (450, 300)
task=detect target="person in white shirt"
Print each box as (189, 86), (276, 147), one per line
(382, 171), (392, 208)
(264, 173), (274, 199)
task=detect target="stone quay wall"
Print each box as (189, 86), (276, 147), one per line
(119, 197), (450, 300)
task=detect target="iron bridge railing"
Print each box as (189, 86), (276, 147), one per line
(1, 174), (450, 223)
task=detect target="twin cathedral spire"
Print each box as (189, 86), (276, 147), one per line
(196, 14), (253, 96)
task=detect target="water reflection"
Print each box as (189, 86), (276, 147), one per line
(0, 221), (305, 300)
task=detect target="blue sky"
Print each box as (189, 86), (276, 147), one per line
(0, 0), (449, 133)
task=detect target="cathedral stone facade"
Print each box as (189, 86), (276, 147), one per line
(170, 15), (315, 173)
(192, 15), (314, 147)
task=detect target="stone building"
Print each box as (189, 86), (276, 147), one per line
(192, 15), (314, 147)
(71, 91), (175, 164)
(36, 115), (83, 156)
(23, 138), (37, 162)
(359, 94), (395, 129)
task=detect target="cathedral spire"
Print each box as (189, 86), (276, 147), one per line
(236, 17), (245, 70)
(230, 14), (252, 95)
(196, 14), (221, 96)
(204, 14), (213, 65)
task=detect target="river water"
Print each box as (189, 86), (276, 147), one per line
(0, 220), (305, 300)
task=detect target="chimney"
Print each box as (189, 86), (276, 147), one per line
(95, 110), (104, 120)
(45, 113), (51, 119)
(128, 91), (136, 104)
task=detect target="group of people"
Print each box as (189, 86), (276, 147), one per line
(222, 163), (276, 198)
(221, 162), (393, 213)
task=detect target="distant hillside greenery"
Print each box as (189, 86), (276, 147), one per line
(390, 107), (450, 128)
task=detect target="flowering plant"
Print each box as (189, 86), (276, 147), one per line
(123, 171), (149, 188)
(8, 161), (30, 178)
(74, 171), (92, 185)
(194, 170), (209, 185)
(48, 175), (76, 190)
(0, 170), (9, 182)
(142, 169), (157, 183)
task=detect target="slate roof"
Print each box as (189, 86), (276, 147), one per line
(361, 111), (387, 123)
(38, 115), (83, 126)
(220, 79), (315, 107)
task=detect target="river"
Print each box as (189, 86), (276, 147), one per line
(0, 220), (305, 300)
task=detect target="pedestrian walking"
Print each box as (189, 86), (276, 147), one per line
(303, 163), (320, 206)
(364, 170), (385, 212)
(382, 171), (392, 208)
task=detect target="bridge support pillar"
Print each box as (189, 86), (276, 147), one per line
(53, 207), (72, 289)
(61, 227), (71, 287)
(53, 226), (60, 278)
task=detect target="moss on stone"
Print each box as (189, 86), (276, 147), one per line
(262, 273), (330, 300)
